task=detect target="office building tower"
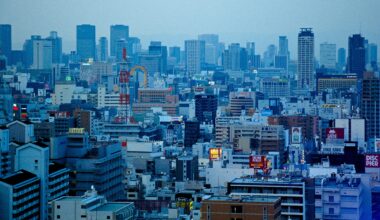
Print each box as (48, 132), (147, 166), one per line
(361, 72), (380, 139)
(240, 47), (248, 70)
(198, 34), (219, 65)
(228, 43), (241, 70)
(195, 94), (217, 124)
(76, 24), (96, 61)
(337, 48), (346, 72)
(46, 31), (62, 64)
(263, 44), (277, 67)
(127, 37), (141, 64)
(347, 34), (366, 78)
(0, 127), (10, 177)
(368, 43), (378, 70)
(15, 143), (50, 220)
(32, 39), (52, 69)
(110, 25), (129, 57)
(184, 119), (200, 148)
(0, 24), (11, 62)
(0, 170), (40, 220)
(169, 46), (181, 64)
(115, 38), (127, 62)
(297, 28), (315, 91)
(149, 41), (167, 73)
(320, 42), (336, 69)
(0, 83), (13, 125)
(97, 37), (108, 62)
(185, 40), (205, 76)
(279, 36), (289, 57)
(23, 35), (42, 68)
(176, 155), (199, 181)
(275, 55), (288, 70)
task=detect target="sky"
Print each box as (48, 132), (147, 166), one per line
(1, 0), (379, 59)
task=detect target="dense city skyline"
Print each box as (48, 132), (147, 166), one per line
(1, 0), (380, 58)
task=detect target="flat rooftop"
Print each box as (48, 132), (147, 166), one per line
(230, 177), (304, 186)
(205, 196), (280, 203)
(91, 202), (134, 212)
(0, 170), (38, 186)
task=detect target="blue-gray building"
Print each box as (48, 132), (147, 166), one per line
(46, 31), (62, 64)
(347, 34), (365, 78)
(76, 24), (96, 61)
(110, 25), (129, 57)
(0, 24), (11, 63)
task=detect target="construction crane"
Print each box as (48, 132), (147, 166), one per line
(130, 65), (148, 88)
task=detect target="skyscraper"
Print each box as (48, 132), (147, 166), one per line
(337, 48), (346, 72)
(320, 42), (336, 69)
(361, 72), (380, 139)
(76, 24), (96, 61)
(278, 36), (289, 57)
(149, 41), (167, 73)
(185, 40), (205, 76)
(0, 24), (11, 62)
(297, 28), (315, 91)
(198, 34), (219, 65)
(110, 25), (129, 57)
(32, 39), (52, 69)
(263, 44), (277, 67)
(46, 31), (62, 64)
(229, 43), (241, 70)
(97, 37), (108, 62)
(347, 34), (365, 78)
(169, 46), (181, 64)
(23, 35), (41, 68)
(368, 43), (378, 70)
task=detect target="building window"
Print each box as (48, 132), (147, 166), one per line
(329, 208), (334, 215)
(231, 205), (243, 213)
(107, 216), (111, 219)
(329, 196), (334, 202)
(57, 215), (60, 219)
(57, 205), (60, 209)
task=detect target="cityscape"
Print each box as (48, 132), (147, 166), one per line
(0, 1), (380, 220)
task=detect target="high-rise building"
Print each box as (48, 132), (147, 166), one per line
(110, 25), (129, 57)
(185, 40), (205, 76)
(176, 155), (199, 181)
(0, 24), (11, 62)
(195, 94), (217, 124)
(320, 42), (336, 69)
(97, 37), (108, 62)
(278, 36), (289, 57)
(0, 170), (40, 220)
(361, 72), (380, 139)
(184, 119), (200, 148)
(46, 31), (62, 64)
(337, 48), (346, 72)
(169, 46), (181, 64)
(347, 34), (365, 78)
(229, 43), (241, 70)
(263, 44), (277, 67)
(198, 34), (219, 65)
(32, 39), (53, 69)
(297, 28), (315, 91)
(115, 38), (127, 62)
(368, 43), (378, 70)
(23, 35), (41, 68)
(247, 42), (256, 69)
(149, 41), (167, 73)
(76, 24), (96, 61)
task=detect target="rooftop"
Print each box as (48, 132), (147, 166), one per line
(0, 170), (38, 186)
(91, 202), (134, 212)
(230, 177), (304, 186)
(205, 196), (280, 203)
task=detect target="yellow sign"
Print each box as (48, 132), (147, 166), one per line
(69, 128), (85, 134)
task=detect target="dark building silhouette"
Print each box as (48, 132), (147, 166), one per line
(76, 24), (96, 61)
(184, 119), (200, 148)
(361, 72), (380, 139)
(347, 34), (366, 78)
(175, 155), (199, 181)
(0, 24), (11, 62)
(195, 94), (217, 124)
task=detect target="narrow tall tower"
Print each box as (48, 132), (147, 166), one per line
(117, 48), (131, 123)
(297, 28), (315, 91)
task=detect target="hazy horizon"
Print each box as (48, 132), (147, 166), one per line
(1, 0), (379, 59)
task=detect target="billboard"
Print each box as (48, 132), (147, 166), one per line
(209, 148), (222, 160)
(249, 155), (267, 169)
(291, 127), (302, 144)
(326, 128), (345, 144)
(365, 154), (380, 168)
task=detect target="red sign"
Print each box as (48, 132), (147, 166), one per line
(366, 154), (380, 168)
(326, 128), (344, 140)
(209, 148), (222, 160)
(249, 155), (267, 169)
